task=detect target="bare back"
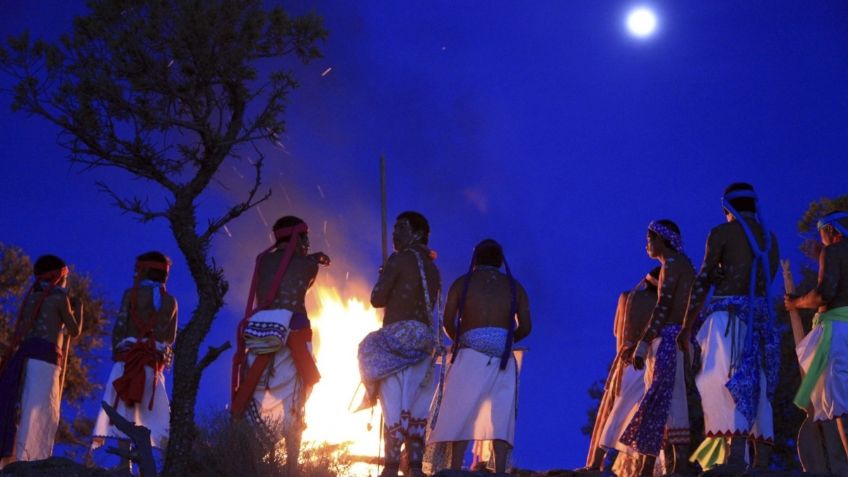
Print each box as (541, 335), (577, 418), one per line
(371, 245), (441, 327)
(685, 216), (779, 325)
(443, 267), (531, 342)
(256, 251), (319, 315)
(21, 289), (81, 349)
(112, 287), (178, 353)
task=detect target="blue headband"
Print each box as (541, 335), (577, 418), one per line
(818, 211), (848, 237)
(723, 189), (758, 201)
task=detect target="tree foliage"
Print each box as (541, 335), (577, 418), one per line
(0, 242), (112, 450)
(0, 1), (326, 474)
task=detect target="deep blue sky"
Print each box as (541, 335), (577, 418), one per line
(2, 0), (848, 470)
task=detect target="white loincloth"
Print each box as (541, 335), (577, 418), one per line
(92, 360), (170, 449)
(427, 348), (518, 445)
(380, 356), (435, 440)
(696, 310), (772, 439)
(245, 344), (311, 441)
(599, 363), (645, 454)
(0, 359), (61, 468)
(797, 319), (848, 421)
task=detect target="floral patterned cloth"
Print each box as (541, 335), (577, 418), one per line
(357, 320), (434, 409)
(695, 295), (779, 425)
(619, 325), (680, 455)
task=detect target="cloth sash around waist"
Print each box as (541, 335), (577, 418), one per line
(458, 327), (509, 358)
(794, 306), (848, 409)
(0, 337), (61, 458)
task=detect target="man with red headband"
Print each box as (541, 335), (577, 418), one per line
(679, 183), (780, 471)
(231, 216), (329, 475)
(618, 220), (694, 477)
(587, 267), (659, 475)
(424, 239), (531, 475)
(91, 251), (177, 470)
(787, 210), (848, 462)
(1, 255), (82, 468)
(358, 211), (441, 477)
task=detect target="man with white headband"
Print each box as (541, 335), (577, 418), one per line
(786, 210), (848, 462)
(92, 251), (177, 471)
(619, 220), (694, 476)
(1, 255), (83, 468)
(678, 183), (780, 471)
(424, 239), (531, 475)
(590, 267), (659, 475)
(230, 216), (329, 475)
(359, 211), (441, 477)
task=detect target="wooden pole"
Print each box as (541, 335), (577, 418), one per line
(380, 155), (388, 265)
(781, 259), (806, 347)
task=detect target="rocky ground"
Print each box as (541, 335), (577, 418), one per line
(0, 459), (828, 476)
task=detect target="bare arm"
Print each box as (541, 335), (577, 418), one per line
(370, 253), (401, 308)
(682, 230), (723, 332)
(166, 299), (178, 345)
(640, 261), (679, 343)
(59, 294), (82, 337)
(793, 248), (833, 309)
(442, 278), (462, 341)
(514, 283), (532, 342)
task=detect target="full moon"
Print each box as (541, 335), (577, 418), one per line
(626, 7), (658, 38)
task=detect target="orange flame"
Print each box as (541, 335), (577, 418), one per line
(302, 283), (383, 466)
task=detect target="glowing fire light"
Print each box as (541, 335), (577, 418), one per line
(302, 283), (384, 472)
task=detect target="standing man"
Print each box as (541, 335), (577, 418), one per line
(619, 220), (694, 476)
(425, 239), (531, 475)
(786, 210), (848, 462)
(231, 216), (329, 475)
(359, 211), (441, 477)
(0, 255), (83, 468)
(92, 251), (176, 470)
(678, 183), (780, 471)
(592, 267), (659, 475)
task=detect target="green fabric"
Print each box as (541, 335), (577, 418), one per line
(794, 306), (848, 409)
(690, 437), (726, 470)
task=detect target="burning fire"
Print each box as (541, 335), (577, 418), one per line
(302, 282), (384, 469)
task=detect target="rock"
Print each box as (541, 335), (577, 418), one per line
(0, 457), (131, 477)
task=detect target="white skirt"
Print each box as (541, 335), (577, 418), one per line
(599, 362), (645, 453)
(796, 320), (848, 421)
(0, 359), (61, 468)
(92, 362), (170, 449)
(695, 310), (772, 439)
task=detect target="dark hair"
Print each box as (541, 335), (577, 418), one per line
(724, 182), (756, 213)
(473, 239), (504, 268)
(136, 250), (171, 283)
(648, 219), (681, 251)
(273, 216), (306, 245)
(645, 266), (661, 291)
(397, 211), (430, 245)
(33, 255), (66, 276)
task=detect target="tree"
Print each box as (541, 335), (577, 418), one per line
(0, 1), (327, 474)
(0, 242), (112, 453)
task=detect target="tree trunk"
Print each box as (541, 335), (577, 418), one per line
(161, 206), (228, 477)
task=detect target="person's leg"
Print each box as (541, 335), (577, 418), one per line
(492, 439), (510, 474)
(599, 448), (619, 477)
(837, 417), (848, 463)
(639, 455), (656, 477)
(450, 441), (468, 469)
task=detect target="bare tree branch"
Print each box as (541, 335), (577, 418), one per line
(196, 340), (232, 372)
(95, 181), (166, 223)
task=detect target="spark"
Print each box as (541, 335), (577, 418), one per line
(280, 185), (293, 207)
(167, 59), (174, 68)
(256, 205), (269, 227)
(223, 225), (233, 238)
(317, 185), (325, 199)
(323, 220), (328, 235)
(345, 271), (350, 281)
(321, 67), (333, 77)
(231, 166), (245, 179)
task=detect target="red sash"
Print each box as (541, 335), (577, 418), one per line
(231, 223), (309, 415)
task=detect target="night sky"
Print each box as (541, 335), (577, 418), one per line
(2, 0), (848, 470)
